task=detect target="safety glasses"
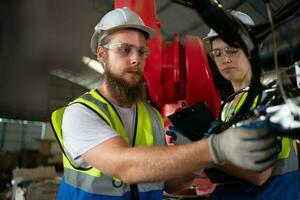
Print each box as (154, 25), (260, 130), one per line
(102, 43), (149, 58)
(210, 46), (240, 62)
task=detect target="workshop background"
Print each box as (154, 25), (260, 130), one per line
(0, 0), (299, 199)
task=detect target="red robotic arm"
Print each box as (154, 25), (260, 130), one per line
(115, 0), (221, 117)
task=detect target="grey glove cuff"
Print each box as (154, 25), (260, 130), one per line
(208, 134), (226, 165)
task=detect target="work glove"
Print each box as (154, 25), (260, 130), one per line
(166, 126), (192, 145)
(208, 120), (281, 171)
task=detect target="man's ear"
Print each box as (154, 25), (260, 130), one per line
(96, 46), (106, 63)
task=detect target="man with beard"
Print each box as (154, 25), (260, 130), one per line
(51, 7), (280, 200)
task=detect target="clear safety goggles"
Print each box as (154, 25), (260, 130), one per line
(210, 46), (240, 62)
(102, 43), (149, 58)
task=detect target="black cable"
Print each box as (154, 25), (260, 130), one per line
(218, 87), (250, 120)
(253, 0), (300, 42)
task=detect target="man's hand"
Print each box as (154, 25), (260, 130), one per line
(166, 126), (191, 145)
(208, 125), (280, 171)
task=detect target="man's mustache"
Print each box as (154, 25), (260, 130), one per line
(126, 67), (143, 75)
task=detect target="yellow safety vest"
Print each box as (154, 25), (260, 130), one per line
(51, 89), (165, 197)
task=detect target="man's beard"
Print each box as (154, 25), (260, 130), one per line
(104, 68), (144, 105)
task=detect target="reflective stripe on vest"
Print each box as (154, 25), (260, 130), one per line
(64, 168), (164, 196)
(51, 89), (165, 196)
(221, 92), (298, 177)
(272, 138), (299, 176)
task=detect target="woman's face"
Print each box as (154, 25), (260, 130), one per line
(211, 38), (252, 83)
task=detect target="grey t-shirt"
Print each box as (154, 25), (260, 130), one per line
(62, 103), (136, 167)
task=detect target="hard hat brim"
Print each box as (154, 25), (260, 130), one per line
(203, 34), (218, 41)
(90, 24), (156, 55)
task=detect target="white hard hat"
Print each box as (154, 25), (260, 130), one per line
(204, 10), (255, 41)
(90, 7), (156, 55)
